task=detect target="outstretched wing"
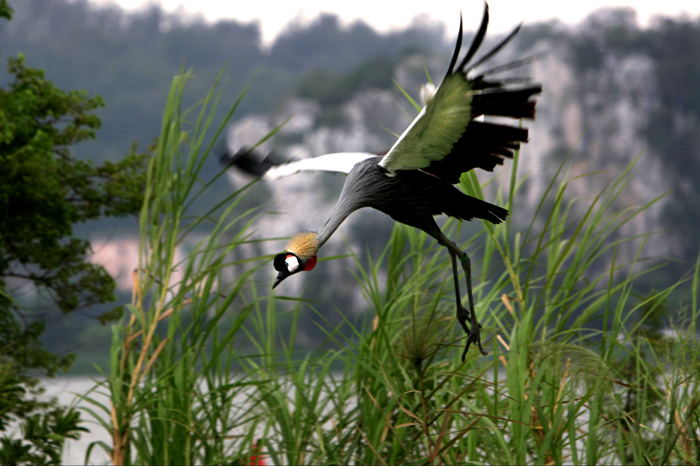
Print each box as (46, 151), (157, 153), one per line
(221, 147), (378, 180)
(378, 4), (541, 183)
(378, 73), (474, 174)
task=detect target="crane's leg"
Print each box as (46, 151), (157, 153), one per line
(448, 249), (488, 360)
(415, 218), (488, 360)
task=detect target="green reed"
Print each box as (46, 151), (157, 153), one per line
(83, 73), (699, 465)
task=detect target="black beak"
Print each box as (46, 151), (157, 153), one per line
(272, 270), (289, 289)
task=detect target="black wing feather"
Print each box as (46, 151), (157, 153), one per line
(220, 147), (289, 177)
(444, 14), (464, 79)
(465, 23), (523, 73)
(455, 3), (490, 74)
(422, 3), (541, 184)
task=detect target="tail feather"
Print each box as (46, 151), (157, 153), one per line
(471, 198), (508, 224)
(444, 191), (508, 225)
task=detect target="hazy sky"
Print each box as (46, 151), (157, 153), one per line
(91, 0), (700, 45)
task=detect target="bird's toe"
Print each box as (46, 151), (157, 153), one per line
(460, 322), (488, 362)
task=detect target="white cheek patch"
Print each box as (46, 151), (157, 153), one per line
(285, 255), (300, 273)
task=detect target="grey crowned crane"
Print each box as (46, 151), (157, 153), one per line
(222, 4), (541, 360)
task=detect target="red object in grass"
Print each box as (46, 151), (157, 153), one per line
(249, 439), (264, 466)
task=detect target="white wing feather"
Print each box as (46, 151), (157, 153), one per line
(264, 152), (378, 180)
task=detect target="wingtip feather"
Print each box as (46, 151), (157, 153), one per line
(444, 13), (464, 79)
(454, 2), (490, 75)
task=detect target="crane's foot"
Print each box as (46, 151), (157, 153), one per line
(456, 304), (471, 333)
(456, 304), (488, 361)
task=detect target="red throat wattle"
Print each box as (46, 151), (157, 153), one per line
(303, 254), (318, 271)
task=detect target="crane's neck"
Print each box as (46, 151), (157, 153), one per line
(316, 192), (363, 249)
(315, 157), (375, 250)
(316, 204), (350, 249)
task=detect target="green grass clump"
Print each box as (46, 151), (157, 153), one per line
(84, 74), (700, 465)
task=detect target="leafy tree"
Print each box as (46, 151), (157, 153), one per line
(0, 0), (147, 375)
(0, 0), (148, 461)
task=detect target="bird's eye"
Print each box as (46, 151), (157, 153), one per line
(285, 255), (300, 272)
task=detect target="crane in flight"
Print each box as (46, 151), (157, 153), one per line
(223, 4), (541, 360)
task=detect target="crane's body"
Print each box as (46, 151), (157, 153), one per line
(223, 4), (541, 360)
(317, 157), (507, 249)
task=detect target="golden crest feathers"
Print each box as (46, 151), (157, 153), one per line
(286, 231), (320, 259)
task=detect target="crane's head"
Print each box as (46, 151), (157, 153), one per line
(272, 231), (320, 289)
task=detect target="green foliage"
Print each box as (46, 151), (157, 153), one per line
(0, 361), (43, 432)
(0, 53), (149, 376)
(235, 209), (698, 466)
(86, 70), (700, 465)
(235, 155), (696, 465)
(0, 304), (72, 379)
(0, 6), (148, 463)
(0, 406), (87, 466)
(0, 1), (10, 24)
(0, 361), (87, 465)
(82, 70), (265, 465)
